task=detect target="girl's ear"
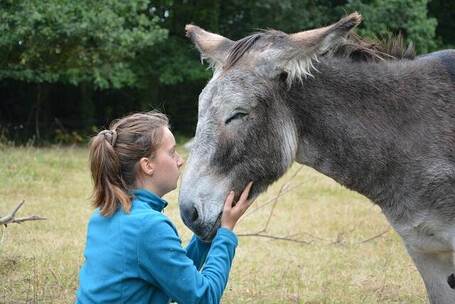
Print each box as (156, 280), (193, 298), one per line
(139, 157), (154, 176)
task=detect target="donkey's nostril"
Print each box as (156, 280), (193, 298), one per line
(447, 273), (455, 289)
(180, 204), (200, 226)
(191, 207), (199, 222)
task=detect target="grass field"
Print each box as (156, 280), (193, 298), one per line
(0, 145), (427, 303)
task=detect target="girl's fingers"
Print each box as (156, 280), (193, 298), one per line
(224, 191), (235, 211)
(235, 182), (253, 213)
(239, 181), (253, 203)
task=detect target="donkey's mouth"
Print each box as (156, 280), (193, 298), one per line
(201, 212), (222, 241)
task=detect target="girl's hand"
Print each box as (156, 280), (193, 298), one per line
(221, 182), (254, 231)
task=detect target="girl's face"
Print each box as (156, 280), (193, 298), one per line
(148, 127), (185, 196)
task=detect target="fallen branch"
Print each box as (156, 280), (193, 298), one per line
(238, 228), (391, 246)
(0, 201), (47, 226)
(237, 232), (312, 244)
(355, 228), (390, 244)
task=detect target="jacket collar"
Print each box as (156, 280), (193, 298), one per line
(131, 188), (168, 212)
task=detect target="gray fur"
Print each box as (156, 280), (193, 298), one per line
(180, 14), (455, 303)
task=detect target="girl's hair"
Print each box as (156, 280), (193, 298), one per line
(89, 111), (169, 216)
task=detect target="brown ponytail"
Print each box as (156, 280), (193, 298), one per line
(89, 111), (169, 216)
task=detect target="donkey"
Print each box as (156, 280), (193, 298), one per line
(178, 12), (455, 303)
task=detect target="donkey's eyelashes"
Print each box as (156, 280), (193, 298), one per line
(225, 112), (248, 125)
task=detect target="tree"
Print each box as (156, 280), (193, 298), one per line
(0, 0), (167, 88)
(342, 0), (437, 53)
(0, 0), (167, 140)
(428, 0), (455, 49)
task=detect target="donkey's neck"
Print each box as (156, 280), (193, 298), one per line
(288, 58), (441, 207)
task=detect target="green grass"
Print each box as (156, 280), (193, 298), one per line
(0, 146), (426, 303)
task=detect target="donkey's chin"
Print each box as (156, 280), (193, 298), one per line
(200, 213), (222, 242)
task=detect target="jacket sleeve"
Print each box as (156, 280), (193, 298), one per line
(185, 235), (212, 270)
(137, 216), (238, 304)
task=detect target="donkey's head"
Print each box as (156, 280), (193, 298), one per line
(179, 13), (362, 240)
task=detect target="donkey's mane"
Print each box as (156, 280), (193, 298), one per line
(223, 30), (416, 71)
(332, 32), (416, 62)
(224, 33), (263, 70)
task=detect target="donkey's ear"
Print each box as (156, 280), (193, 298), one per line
(185, 24), (234, 67)
(289, 12), (362, 55)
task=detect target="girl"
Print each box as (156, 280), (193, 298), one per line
(76, 112), (253, 303)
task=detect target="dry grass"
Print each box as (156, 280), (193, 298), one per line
(0, 146), (426, 303)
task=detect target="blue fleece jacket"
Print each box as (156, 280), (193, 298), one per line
(76, 188), (238, 304)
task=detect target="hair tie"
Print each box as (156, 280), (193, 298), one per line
(111, 129), (118, 146)
(99, 129), (118, 147)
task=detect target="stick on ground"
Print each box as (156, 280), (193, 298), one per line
(0, 201), (47, 226)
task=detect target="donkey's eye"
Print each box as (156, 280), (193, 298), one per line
(225, 112), (248, 125)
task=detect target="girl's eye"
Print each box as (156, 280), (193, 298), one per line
(225, 112), (248, 125)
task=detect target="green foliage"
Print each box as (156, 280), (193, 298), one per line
(137, 36), (211, 86)
(0, 127), (13, 148)
(343, 0), (437, 53)
(219, 0), (337, 37)
(54, 129), (84, 145)
(217, 0), (437, 53)
(155, 40), (211, 85)
(428, 0), (455, 49)
(0, 0), (168, 88)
